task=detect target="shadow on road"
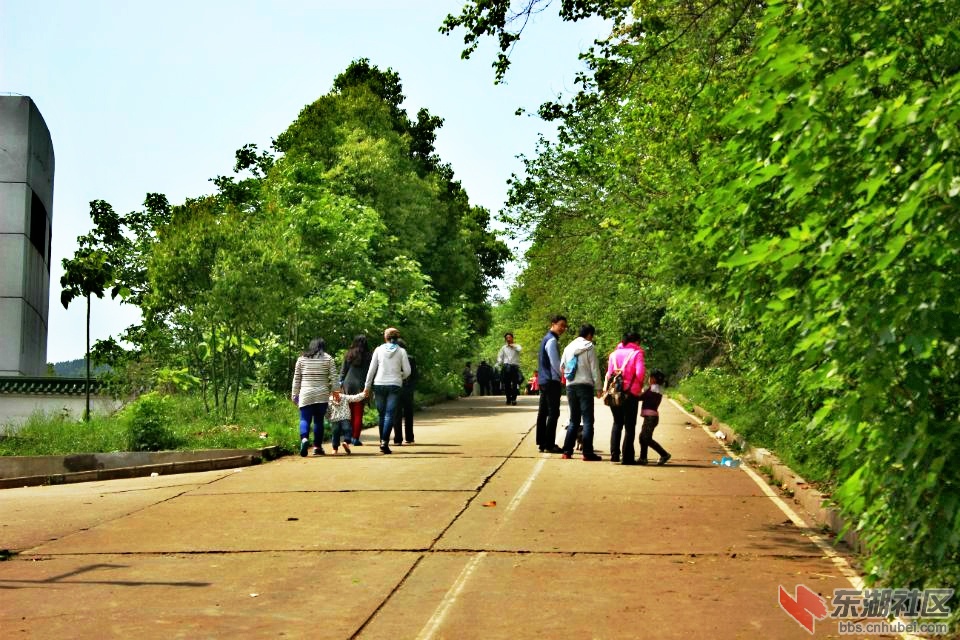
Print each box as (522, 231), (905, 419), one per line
(0, 563), (210, 590)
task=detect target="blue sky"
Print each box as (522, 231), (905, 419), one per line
(1, 1), (606, 362)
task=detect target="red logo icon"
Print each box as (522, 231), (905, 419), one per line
(779, 584), (828, 633)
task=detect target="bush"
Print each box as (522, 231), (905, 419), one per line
(125, 393), (179, 451)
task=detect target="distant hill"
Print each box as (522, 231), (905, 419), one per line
(51, 358), (111, 378)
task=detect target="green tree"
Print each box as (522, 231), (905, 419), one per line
(697, 0), (960, 594)
(60, 200), (125, 420)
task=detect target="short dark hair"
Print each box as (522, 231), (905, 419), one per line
(579, 324), (595, 338)
(504, 332), (514, 339)
(650, 369), (666, 384)
(550, 314), (568, 325)
(622, 332), (640, 345)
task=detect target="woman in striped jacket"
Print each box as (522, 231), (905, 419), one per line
(291, 338), (341, 457)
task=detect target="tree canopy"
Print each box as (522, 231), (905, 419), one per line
(445, 0), (960, 612)
(71, 59), (509, 415)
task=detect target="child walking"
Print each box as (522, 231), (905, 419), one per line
(327, 390), (366, 454)
(638, 369), (670, 465)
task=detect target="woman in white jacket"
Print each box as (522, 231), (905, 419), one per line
(364, 327), (411, 454)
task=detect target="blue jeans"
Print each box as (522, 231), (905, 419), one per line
(373, 385), (402, 443)
(562, 384), (596, 454)
(299, 403), (328, 446)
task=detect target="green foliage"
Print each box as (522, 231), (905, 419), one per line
(0, 391), (301, 456)
(70, 60), (506, 435)
(0, 412), (126, 456)
(448, 0), (960, 614)
(697, 0), (960, 596)
(124, 393), (179, 452)
(51, 358), (110, 378)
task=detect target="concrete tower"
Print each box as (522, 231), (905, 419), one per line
(0, 96), (54, 376)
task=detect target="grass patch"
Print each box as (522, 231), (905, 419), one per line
(0, 390), (377, 457)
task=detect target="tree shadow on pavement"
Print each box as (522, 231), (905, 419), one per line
(746, 522), (849, 556)
(0, 563), (210, 589)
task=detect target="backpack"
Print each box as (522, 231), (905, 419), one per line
(602, 350), (639, 407)
(563, 353), (579, 381)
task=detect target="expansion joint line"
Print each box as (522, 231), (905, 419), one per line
(350, 421), (537, 639)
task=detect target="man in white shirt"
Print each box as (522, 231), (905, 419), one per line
(496, 332), (522, 405)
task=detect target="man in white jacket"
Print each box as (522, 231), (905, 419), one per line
(364, 327), (412, 454)
(560, 324), (603, 461)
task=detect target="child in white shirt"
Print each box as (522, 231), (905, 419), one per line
(327, 391), (366, 454)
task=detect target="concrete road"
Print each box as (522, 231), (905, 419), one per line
(0, 395), (869, 639)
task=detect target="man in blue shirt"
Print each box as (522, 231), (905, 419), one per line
(536, 314), (568, 453)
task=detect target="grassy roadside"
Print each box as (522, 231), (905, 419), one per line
(675, 367), (838, 491)
(0, 390), (382, 457)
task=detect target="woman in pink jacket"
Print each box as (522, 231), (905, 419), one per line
(605, 333), (646, 464)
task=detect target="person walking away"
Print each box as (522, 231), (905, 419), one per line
(638, 369), (670, 465)
(561, 324), (603, 461)
(462, 362), (475, 396)
(395, 338), (418, 445)
(476, 361), (494, 396)
(291, 337), (341, 457)
(606, 333), (646, 464)
(364, 327), (412, 454)
(341, 335), (371, 446)
(535, 315), (568, 453)
(327, 390), (366, 454)
(497, 332), (523, 405)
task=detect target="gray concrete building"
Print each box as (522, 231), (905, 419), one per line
(1, 96), (54, 376)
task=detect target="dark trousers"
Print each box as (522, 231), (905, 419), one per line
(639, 415), (668, 461)
(562, 384), (596, 455)
(502, 364), (519, 402)
(609, 394), (639, 463)
(478, 381), (492, 396)
(536, 380), (562, 449)
(393, 386), (415, 443)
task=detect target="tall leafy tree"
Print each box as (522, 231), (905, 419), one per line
(60, 200), (126, 419)
(100, 60), (508, 409)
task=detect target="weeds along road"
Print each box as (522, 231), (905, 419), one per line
(0, 395), (863, 639)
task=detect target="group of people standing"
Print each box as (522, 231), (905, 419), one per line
(532, 315), (671, 465)
(461, 334), (522, 403)
(290, 327), (418, 457)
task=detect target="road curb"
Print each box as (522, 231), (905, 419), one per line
(0, 446), (283, 489)
(674, 394), (865, 554)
